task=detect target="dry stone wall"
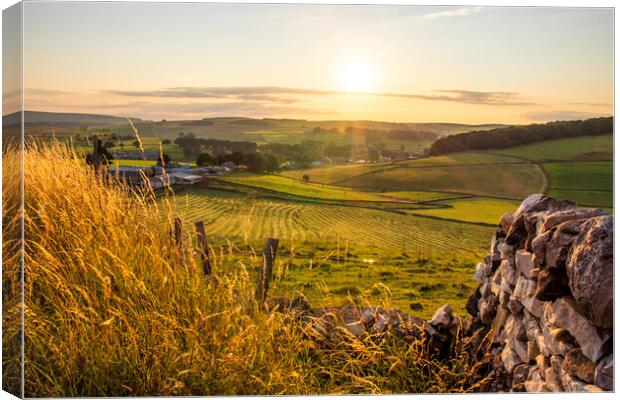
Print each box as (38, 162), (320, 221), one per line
(465, 194), (613, 392)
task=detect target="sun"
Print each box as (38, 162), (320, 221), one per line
(340, 62), (375, 93)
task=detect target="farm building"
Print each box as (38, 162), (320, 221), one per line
(108, 166), (155, 185)
(167, 171), (203, 185)
(149, 175), (172, 190)
(221, 161), (236, 172)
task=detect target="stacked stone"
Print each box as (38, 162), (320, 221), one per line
(467, 194), (613, 392)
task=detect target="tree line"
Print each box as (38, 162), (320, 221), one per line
(429, 117), (613, 156)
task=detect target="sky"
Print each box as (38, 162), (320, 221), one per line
(6, 2), (615, 123)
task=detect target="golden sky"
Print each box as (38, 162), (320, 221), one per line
(8, 3), (614, 123)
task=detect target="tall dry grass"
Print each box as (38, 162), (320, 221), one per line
(3, 141), (476, 396)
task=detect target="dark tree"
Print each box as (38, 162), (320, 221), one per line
(157, 153), (171, 167)
(162, 139), (171, 145)
(302, 174), (310, 182)
(196, 153), (215, 166)
(244, 153), (264, 173)
(263, 154), (279, 173)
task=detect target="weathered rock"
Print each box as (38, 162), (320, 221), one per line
(490, 306), (510, 343)
(506, 194), (575, 247)
(545, 229), (579, 269)
(500, 260), (517, 286)
(545, 365), (563, 392)
(535, 265), (571, 302)
(531, 229), (553, 267)
(563, 348), (595, 383)
(465, 290), (480, 317)
(508, 336), (529, 364)
(543, 298), (611, 363)
(473, 262), (486, 283)
(505, 314), (527, 341)
(515, 250), (536, 279)
(479, 294), (497, 324)
(567, 215), (613, 329)
(429, 304), (455, 331)
(560, 369), (590, 392)
(370, 312), (388, 334)
(499, 242), (514, 260)
(500, 211), (514, 233)
(524, 379), (549, 393)
(594, 354), (613, 391)
(344, 321), (366, 337)
(512, 276), (543, 318)
(501, 344), (524, 374)
(527, 339), (541, 361)
(511, 363), (530, 392)
(507, 298), (524, 315)
(361, 308), (376, 325)
(540, 208), (605, 233)
(490, 235), (502, 262)
(536, 354), (550, 379)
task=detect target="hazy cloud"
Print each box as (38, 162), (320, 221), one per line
(30, 99), (336, 120)
(109, 86), (530, 106)
(522, 110), (604, 122)
(422, 7), (482, 19)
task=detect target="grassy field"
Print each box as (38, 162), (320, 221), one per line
(169, 187), (493, 315)
(281, 162), (394, 184)
(219, 174), (390, 202)
(543, 161), (613, 208)
(406, 197), (522, 225)
(5, 143), (482, 396)
(493, 134), (613, 161)
(340, 163), (545, 199)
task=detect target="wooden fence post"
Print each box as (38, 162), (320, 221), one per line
(173, 218), (183, 248)
(194, 221), (211, 275)
(255, 237), (279, 303)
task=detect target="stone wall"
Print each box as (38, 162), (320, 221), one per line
(465, 194), (613, 392)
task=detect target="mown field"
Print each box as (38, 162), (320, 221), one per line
(168, 187), (493, 317)
(405, 197), (523, 225)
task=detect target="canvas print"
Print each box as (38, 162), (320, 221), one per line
(1, 1), (614, 397)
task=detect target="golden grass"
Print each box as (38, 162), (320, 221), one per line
(3, 141), (479, 396)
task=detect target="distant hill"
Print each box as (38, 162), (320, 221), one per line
(2, 111), (144, 128)
(429, 116), (613, 155)
(7, 110), (508, 147)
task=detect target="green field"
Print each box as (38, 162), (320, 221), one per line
(494, 134), (613, 161)
(167, 187), (493, 317)
(220, 174), (391, 202)
(543, 161), (613, 208)
(340, 163), (545, 199)
(406, 197), (522, 225)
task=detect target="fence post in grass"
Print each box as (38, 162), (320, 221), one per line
(173, 218), (183, 248)
(255, 237), (279, 303)
(195, 220), (211, 275)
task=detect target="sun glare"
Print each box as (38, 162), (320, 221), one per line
(340, 62), (375, 93)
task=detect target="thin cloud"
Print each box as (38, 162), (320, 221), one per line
(522, 110), (604, 122)
(109, 86), (530, 106)
(422, 7), (482, 19)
